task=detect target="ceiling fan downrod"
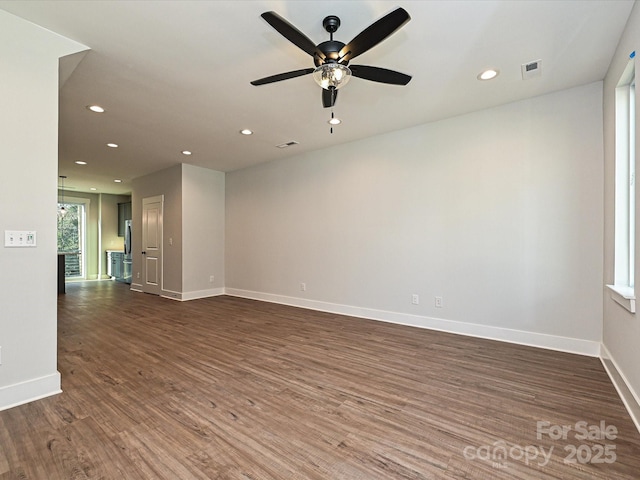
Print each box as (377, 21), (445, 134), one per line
(323, 15), (340, 41)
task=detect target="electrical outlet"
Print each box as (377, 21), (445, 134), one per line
(137, 272), (140, 279)
(435, 296), (443, 308)
(411, 294), (419, 305)
(209, 275), (215, 283)
(300, 282), (306, 292)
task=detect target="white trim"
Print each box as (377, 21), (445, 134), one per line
(181, 288), (225, 301)
(606, 284), (636, 313)
(142, 195), (164, 295)
(97, 193), (103, 279)
(160, 287), (225, 302)
(0, 372), (62, 412)
(161, 289), (182, 301)
(600, 344), (640, 434)
(224, 289), (601, 357)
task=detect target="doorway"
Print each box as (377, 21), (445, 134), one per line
(141, 195), (163, 295)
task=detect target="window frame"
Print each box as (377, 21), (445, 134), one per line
(608, 59), (636, 313)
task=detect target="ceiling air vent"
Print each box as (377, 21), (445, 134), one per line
(521, 59), (542, 80)
(276, 141), (299, 149)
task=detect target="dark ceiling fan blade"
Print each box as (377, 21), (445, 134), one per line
(338, 7), (410, 63)
(322, 87), (338, 108)
(349, 65), (412, 85)
(251, 68), (314, 86)
(261, 11), (326, 62)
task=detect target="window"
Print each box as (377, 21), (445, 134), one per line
(57, 202), (86, 278)
(609, 57), (636, 312)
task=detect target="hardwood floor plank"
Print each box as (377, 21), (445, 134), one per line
(0, 281), (638, 478)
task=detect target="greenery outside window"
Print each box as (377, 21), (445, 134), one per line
(57, 202), (86, 278)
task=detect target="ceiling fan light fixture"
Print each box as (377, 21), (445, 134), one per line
(313, 63), (351, 90)
(58, 175), (67, 217)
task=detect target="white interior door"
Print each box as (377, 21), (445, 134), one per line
(142, 195), (163, 295)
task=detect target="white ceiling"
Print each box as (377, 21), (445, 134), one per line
(0, 0), (634, 194)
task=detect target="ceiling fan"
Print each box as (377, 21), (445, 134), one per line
(250, 7), (412, 108)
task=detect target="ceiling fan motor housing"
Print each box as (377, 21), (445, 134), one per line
(315, 40), (346, 66)
(315, 15), (345, 66)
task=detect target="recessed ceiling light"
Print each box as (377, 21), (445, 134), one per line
(75, 161), (87, 165)
(240, 129), (253, 135)
(181, 150), (192, 156)
(107, 143), (118, 148)
(114, 179), (122, 183)
(477, 69), (499, 81)
(86, 105), (105, 113)
(90, 187), (97, 191)
(328, 117), (341, 125)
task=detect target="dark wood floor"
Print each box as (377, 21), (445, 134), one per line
(1, 281), (639, 479)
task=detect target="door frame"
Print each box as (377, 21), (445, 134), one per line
(141, 194), (164, 295)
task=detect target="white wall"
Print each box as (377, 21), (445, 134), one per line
(226, 82), (604, 355)
(182, 164), (225, 299)
(0, 10), (86, 410)
(603, 2), (640, 427)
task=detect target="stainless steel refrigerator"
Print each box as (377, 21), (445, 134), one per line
(123, 220), (132, 284)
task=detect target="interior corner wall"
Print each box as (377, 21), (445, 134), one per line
(181, 164), (225, 298)
(0, 10), (87, 410)
(603, 2), (640, 424)
(226, 81), (604, 355)
(131, 164), (183, 295)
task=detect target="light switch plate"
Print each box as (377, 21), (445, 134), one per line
(4, 230), (37, 247)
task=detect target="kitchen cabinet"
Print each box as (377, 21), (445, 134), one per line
(107, 250), (125, 281)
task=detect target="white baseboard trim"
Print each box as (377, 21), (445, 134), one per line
(161, 289), (182, 301)
(161, 287), (225, 302)
(181, 287), (225, 301)
(0, 372), (62, 412)
(224, 289), (601, 357)
(600, 344), (640, 434)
